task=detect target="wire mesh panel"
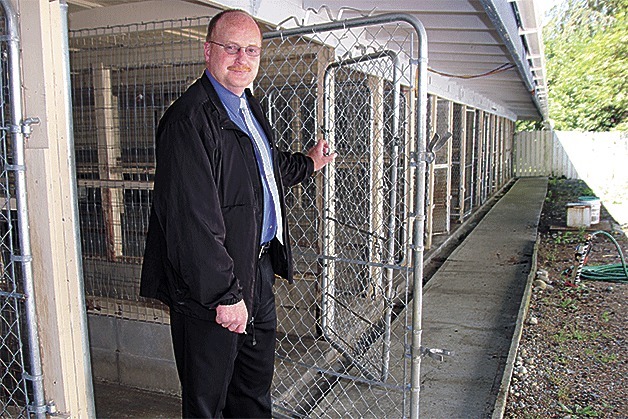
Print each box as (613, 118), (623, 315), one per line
(479, 111), (491, 204)
(463, 108), (477, 217)
(0, 7), (31, 418)
(491, 114), (501, 193)
(450, 103), (464, 223)
(502, 119), (512, 187)
(431, 98), (452, 235)
(465, 111), (514, 210)
(70, 18), (211, 322)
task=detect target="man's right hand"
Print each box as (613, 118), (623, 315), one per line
(215, 300), (248, 334)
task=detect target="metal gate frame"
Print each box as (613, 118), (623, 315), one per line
(0, 1), (45, 417)
(264, 13), (428, 417)
(320, 49), (403, 383)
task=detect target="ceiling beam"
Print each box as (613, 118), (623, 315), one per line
(69, 0), (218, 30)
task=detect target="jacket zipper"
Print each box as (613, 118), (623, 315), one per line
(249, 316), (256, 346)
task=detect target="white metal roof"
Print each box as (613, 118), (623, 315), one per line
(68, 0), (548, 121)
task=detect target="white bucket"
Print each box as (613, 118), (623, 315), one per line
(578, 196), (601, 224)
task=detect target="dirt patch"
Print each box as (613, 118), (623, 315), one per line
(504, 178), (627, 418)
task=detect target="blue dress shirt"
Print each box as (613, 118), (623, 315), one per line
(205, 70), (278, 244)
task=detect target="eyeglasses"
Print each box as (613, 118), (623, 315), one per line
(208, 41), (261, 57)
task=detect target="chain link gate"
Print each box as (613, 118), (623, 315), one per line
(0, 2), (45, 418)
(258, 14), (428, 418)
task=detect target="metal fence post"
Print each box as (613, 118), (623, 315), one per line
(0, 0), (46, 417)
(409, 16), (428, 419)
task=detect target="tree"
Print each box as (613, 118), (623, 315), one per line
(543, 0), (627, 131)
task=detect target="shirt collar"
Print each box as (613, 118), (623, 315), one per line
(204, 69), (245, 115)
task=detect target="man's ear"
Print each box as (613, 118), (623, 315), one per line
(203, 42), (211, 63)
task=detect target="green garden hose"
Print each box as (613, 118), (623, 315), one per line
(579, 230), (628, 283)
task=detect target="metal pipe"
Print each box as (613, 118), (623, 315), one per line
(0, 45), (31, 413)
(0, 0), (46, 416)
(382, 50), (402, 382)
(320, 64), (334, 333)
(59, 1), (96, 417)
(265, 89), (275, 127)
(266, 13), (423, 42)
(408, 17), (429, 419)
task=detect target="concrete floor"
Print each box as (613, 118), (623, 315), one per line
(93, 177), (547, 418)
(94, 381), (180, 418)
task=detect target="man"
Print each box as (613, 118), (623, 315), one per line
(140, 9), (335, 418)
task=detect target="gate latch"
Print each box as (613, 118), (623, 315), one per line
(420, 346), (454, 362)
(414, 132), (454, 165)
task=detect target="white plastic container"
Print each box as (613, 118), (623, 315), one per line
(578, 196), (601, 224)
(566, 203), (591, 228)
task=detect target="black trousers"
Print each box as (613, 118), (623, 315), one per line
(170, 253), (277, 418)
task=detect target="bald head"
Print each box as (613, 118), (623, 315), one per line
(206, 10), (262, 44)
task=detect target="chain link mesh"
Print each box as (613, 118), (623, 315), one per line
(70, 18), (210, 323)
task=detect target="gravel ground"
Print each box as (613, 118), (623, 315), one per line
(504, 178), (627, 418)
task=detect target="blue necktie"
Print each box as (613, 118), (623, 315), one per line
(239, 97), (283, 244)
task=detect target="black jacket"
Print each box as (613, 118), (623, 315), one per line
(140, 75), (314, 320)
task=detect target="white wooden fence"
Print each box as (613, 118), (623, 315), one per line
(514, 130), (628, 225)
(514, 130), (628, 180)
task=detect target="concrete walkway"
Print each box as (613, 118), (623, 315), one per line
(419, 177), (546, 417)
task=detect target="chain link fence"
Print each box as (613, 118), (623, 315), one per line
(69, 11), (513, 418)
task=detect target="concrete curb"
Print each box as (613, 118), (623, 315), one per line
(491, 234), (541, 418)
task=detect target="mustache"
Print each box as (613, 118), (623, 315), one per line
(227, 65), (252, 72)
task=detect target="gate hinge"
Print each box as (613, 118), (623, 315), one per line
(45, 400), (70, 418)
(21, 117), (41, 139)
(11, 254), (33, 263)
(417, 151), (436, 164)
(410, 151), (436, 164)
(420, 346), (454, 362)
(23, 371), (43, 382)
(27, 403), (47, 416)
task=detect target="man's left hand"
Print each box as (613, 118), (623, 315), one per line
(307, 139), (337, 171)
